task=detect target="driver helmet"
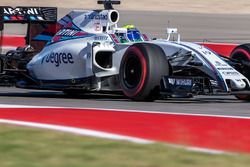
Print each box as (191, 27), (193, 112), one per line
(123, 24), (143, 42)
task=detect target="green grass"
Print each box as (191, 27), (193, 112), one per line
(1, 125), (250, 167)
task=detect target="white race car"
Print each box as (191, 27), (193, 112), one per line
(0, 0), (250, 101)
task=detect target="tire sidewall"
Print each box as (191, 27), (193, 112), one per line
(119, 43), (169, 101)
(120, 45), (148, 98)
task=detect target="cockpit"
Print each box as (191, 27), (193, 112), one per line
(113, 24), (148, 43)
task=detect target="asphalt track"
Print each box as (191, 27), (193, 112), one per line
(1, 9), (250, 117)
(0, 87), (249, 117)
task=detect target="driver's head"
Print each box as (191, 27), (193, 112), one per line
(123, 25), (142, 42)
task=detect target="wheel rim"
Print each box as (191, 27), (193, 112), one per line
(121, 46), (147, 98)
(123, 54), (142, 89)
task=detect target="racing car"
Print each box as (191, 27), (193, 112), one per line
(0, 0), (250, 101)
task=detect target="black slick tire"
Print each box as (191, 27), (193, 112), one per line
(119, 43), (169, 101)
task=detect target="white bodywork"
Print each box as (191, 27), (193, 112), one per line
(153, 39), (249, 91)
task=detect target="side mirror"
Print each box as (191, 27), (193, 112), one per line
(166, 28), (180, 43)
(0, 8), (3, 31)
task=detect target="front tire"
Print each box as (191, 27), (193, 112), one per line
(119, 43), (170, 101)
(231, 44), (250, 101)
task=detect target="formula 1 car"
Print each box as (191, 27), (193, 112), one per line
(0, 0), (250, 101)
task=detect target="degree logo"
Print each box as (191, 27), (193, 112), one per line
(41, 52), (74, 67)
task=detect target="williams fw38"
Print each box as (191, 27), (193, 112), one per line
(0, 0), (250, 101)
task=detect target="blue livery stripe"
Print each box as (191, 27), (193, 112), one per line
(33, 34), (53, 41)
(4, 16), (10, 20)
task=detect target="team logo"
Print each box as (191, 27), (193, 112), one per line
(41, 52), (74, 67)
(84, 13), (108, 20)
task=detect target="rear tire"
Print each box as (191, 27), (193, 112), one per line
(119, 43), (169, 101)
(231, 44), (250, 101)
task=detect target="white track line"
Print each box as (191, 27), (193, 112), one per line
(0, 104), (249, 120)
(0, 104), (60, 108)
(164, 143), (227, 155)
(0, 119), (152, 144)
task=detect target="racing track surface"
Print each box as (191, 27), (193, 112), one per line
(0, 87), (249, 117)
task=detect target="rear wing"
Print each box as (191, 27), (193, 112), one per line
(0, 7), (57, 24)
(0, 6), (57, 53)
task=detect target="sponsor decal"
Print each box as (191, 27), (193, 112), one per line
(56, 29), (79, 37)
(216, 64), (239, 76)
(201, 50), (212, 56)
(41, 52), (74, 67)
(162, 76), (193, 93)
(222, 71), (240, 76)
(94, 36), (108, 41)
(4, 7), (40, 15)
(84, 13), (108, 20)
(214, 61), (228, 67)
(3, 7), (57, 22)
(168, 78), (193, 86)
(217, 67), (234, 70)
